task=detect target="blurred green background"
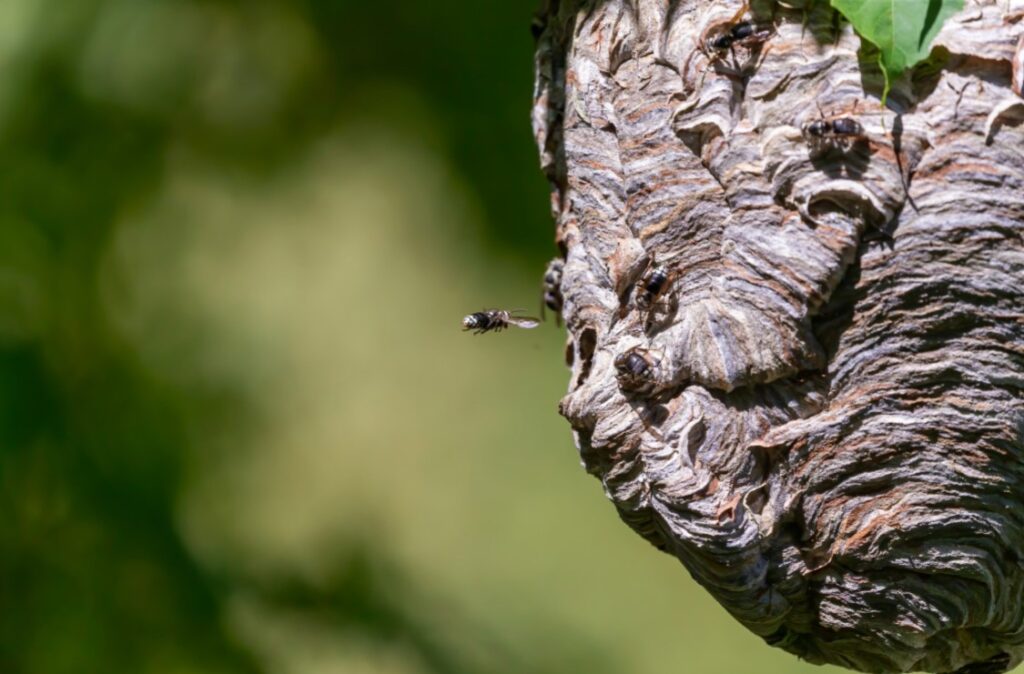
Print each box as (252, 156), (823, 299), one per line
(0, 1), (848, 673)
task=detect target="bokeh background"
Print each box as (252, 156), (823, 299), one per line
(0, 2), (850, 673)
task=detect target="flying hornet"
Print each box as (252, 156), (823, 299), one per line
(462, 309), (540, 335)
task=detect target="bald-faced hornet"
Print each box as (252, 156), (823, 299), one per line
(530, 14), (545, 41)
(719, 20), (773, 53)
(802, 103), (865, 154)
(636, 262), (671, 313)
(462, 309), (540, 334)
(627, 257), (676, 331)
(614, 347), (661, 394)
(540, 257), (564, 325)
(695, 14), (774, 80)
(729, 21), (768, 45)
(708, 33), (734, 51)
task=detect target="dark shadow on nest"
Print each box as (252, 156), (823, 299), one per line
(644, 293), (680, 336)
(808, 138), (872, 180)
(624, 396), (671, 442)
(862, 218), (898, 252)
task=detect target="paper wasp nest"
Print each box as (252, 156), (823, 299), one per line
(531, 1), (1024, 671)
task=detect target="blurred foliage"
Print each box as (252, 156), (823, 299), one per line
(0, 1), (856, 673)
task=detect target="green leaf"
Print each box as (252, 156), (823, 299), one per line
(830, 0), (964, 99)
